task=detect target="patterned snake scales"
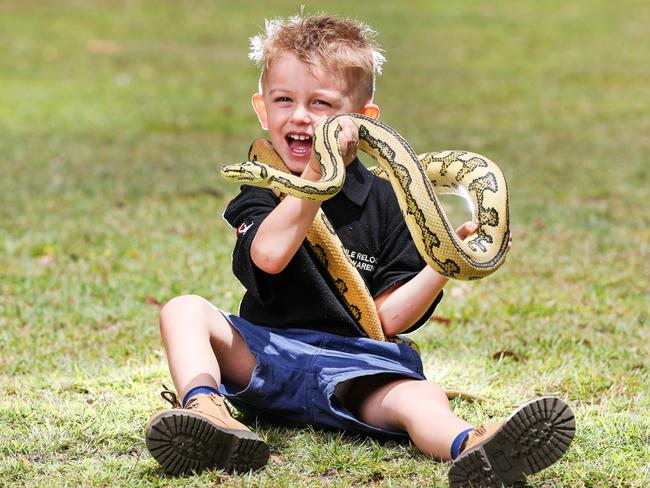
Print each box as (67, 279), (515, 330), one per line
(221, 114), (510, 402)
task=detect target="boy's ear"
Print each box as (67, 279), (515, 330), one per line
(359, 102), (380, 120)
(251, 93), (269, 130)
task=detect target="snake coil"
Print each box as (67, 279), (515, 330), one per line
(222, 113), (510, 281)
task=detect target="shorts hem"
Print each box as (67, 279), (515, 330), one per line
(327, 370), (426, 438)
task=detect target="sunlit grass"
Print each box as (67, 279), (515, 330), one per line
(1, 1), (649, 486)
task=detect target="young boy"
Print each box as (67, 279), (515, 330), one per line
(145, 13), (575, 486)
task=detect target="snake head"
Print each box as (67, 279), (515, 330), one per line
(220, 161), (268, 183)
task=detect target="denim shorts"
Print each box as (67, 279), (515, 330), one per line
(218, 312), (426, 438)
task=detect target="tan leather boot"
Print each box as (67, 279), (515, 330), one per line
(145, 388), (269, 475)
(448, 396), (575, 487)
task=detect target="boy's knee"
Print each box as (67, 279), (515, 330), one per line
(159, 294), (209, 331)
(424, 380), (450, 402)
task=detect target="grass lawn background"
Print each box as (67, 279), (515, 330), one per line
(1, 1), (648, 486)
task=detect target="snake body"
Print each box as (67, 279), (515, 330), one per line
(222, 113), (510, 281)
(221, 115), (510, 404)
(229, 137), (387, 341)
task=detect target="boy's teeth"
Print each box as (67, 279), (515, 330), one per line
(287, 133), (312, 156)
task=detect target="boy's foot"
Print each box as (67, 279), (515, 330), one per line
(448, 396), (575, 487)
(145, 389), (269, 475)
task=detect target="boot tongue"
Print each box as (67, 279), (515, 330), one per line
(465, 423), (499, 451)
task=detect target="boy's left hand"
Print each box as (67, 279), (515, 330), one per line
(455, 221), (479, 239)
(337, 116), (360, 166)
(456, 221), (513, 250)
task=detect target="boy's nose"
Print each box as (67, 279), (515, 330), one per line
(290, 105), (311, 125)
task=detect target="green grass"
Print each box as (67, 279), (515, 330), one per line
(1, 1), (649, 486)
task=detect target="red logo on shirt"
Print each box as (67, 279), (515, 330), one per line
(237, 221), (254, 236)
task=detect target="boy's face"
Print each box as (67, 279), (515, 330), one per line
(252, 53), (376, 174)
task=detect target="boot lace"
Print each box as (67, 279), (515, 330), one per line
(159, 385), (235, 416)
(473, 425), (487, 437)
(187, 392), (236, 416)
(160, 384), (182, 408)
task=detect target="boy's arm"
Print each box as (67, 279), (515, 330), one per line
(375, 222), (479, 337)
(251, 117), (359, 274)
(250, 167), (323, 274)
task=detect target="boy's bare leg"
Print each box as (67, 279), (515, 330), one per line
(147, 295), (268, 475)
(351, 376), (575, 487)
(348, 375), (471, 460)
(159, 294), (256, 398)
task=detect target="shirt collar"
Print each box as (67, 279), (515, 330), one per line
(339, 158), (374, 207)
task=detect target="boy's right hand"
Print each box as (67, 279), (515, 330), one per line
(336, 116), (360, 166)
(302, 116), (359, 181)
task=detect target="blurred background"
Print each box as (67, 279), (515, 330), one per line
(1, 1), (648, 486)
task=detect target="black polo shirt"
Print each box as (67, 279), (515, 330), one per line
(222, 159), (442, 337)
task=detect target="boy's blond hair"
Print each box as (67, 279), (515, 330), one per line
(249, 13), (385, 104)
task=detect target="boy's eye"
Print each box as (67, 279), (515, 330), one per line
(274, 96), (291, 103)
(313, 99), (332, 107)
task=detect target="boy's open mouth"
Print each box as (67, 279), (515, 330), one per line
(286, 133), (313, 156)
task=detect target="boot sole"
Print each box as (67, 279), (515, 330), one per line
(145, 410), (270, 475)
(448, 396), (575, 487)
